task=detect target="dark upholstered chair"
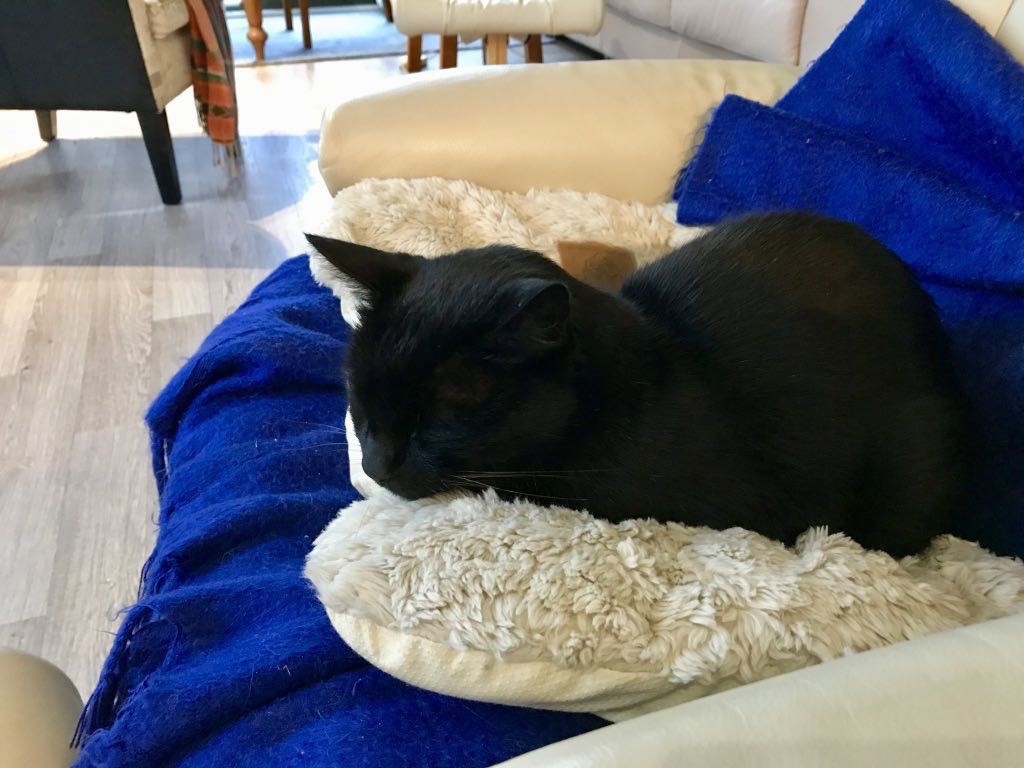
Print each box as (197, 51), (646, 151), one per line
(0, 0), (193, 204)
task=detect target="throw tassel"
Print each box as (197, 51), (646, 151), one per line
(72, 605), (179, 748)
(186, 0), (240, 174)
(213, 141), (242, 177)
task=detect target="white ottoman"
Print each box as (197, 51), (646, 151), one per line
(391, 0), (605, 71)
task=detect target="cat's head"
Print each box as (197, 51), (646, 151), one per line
(307, 234), (581, 500)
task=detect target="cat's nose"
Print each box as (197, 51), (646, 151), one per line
(361, 439), (397, 482)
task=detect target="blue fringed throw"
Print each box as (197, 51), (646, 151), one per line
(675, 0), (1024, 557)
(73, 258), (605, 767)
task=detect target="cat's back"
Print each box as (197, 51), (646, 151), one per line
(615, 213), (965, 554)
(621, 212), (950, 391)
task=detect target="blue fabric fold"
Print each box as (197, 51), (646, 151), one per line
(675, 0), (1024, 556)
(778, 0), (1024, 211)
(676, 96), (1024, 292)
(75, 257), (605, 767)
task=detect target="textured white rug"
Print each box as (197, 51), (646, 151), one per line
(306, 178), (1024, 718)
(308, 177), (698, 327)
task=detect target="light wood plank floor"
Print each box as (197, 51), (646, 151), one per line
(0, 41), (594, 698)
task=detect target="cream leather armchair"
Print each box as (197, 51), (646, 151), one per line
(575, 0), (1021, 67)
(320, 1), (1024, 207)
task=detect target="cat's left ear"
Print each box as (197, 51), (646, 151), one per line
(496, 278), (571, 357)
(305, 233), (420, 298)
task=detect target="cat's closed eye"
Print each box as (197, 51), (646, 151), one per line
(433, 358), (494, 408)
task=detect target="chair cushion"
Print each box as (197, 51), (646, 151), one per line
(670, 0), (808, 65)
(607, 0), (672, 28)
(142, 0), (189, 38)
(392, 0), (605, 36)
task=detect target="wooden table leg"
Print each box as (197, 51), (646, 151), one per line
(299, 0), (311, 49)
(484, 34), (508, 65)
(382, 0), (394, 23)
(525, 34), (543, 63)
(406, 35), (423, 73)
(283, 0), (293, 30)
(440, 35), (458, 68)
(242, 0), (267, 61)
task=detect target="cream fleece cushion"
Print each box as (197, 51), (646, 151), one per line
(306, 177), (1024, 719)
(306, 490), (1024, 720)
(307, 176), (701, 328)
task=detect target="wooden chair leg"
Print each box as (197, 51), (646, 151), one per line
(299, 0), (311, 49)
(242, 0), (267, 60)
(525, 34), (543, 63)
(35, 110), (57, 142)
(406, 35), (423, 73)
(283, 0), (293, 30)
(382, 0), (394, 23)
(440, 35), (458, 69)
(137, 110), (182, 205)
(484, 34), (508, 65)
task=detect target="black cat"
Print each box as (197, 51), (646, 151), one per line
(307, 212), (968, 556)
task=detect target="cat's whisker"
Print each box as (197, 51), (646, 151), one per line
(458, 469), (615, 477)
(278, 441), (348, 451)
(451, 475), (589, 503)
(277, 418), (348, 433)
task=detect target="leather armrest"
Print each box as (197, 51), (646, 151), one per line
(319, 59), (796, 204)
(496, 613), (1024, 768)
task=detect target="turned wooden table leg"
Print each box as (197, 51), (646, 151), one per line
(299, 0), (312, 49)
(405, 35), (423, 73)
(484, 34), (508, 65)
(242, 0), (268, 61)
(440, 35), (458, 68)
(525, 34), (543, 63)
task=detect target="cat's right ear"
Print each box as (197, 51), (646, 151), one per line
(305, 233), (420, 298)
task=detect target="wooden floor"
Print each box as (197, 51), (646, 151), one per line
(0, 42), (593, 698)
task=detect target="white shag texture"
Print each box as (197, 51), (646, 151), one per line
(305, 177), (1024, 717)
(307, 490), (1024, 718)
(307, 177), (699, 327)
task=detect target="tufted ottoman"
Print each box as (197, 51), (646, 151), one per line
(391, 0), (605, 71)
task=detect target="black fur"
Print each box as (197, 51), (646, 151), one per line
(308, 213), (968, 556)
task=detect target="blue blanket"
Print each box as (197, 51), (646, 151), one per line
(74, 258), (605, 767)
(675, 0), (1024, 557)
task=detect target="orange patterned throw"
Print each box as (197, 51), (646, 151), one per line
(186, 0), (240, 172)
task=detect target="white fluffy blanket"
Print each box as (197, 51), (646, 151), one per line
(308, 177), (698, 327)
(308, 491), (1024, 708)
(306, 177), (1024, 715)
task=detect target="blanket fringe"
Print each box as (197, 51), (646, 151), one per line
(672, 105), (715, 202)
(213, 141), (242, 178)
(72, 605), (177, 749)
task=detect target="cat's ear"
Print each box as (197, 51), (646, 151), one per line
(305, 233), (420, 297)
(496, 279), (571, 356)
